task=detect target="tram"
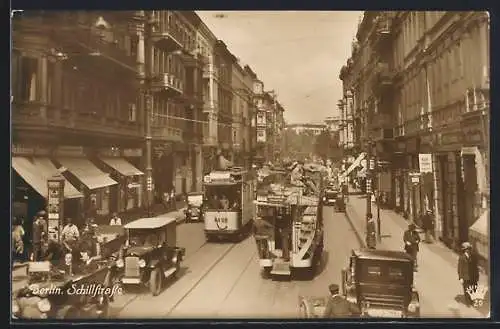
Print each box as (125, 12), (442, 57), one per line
(203, 167), (255, 241)
(253, 166), (324, 279)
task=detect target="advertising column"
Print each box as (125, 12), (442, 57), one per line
(47, 175), (65, 242)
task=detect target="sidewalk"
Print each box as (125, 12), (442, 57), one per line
(345, 195), (489, 318)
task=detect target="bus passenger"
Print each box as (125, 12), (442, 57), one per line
(220, 195), (230, 210)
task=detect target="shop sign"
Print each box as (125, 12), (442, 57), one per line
(439, 132), (462, 146)
(418, 153), (433, 173)
(463, 130), (483, 145)
(461, 147), (478, 156)
(409, 171), (421, 185)
(55, 146), (85, 157)
(12, 145), (51, 156)
(98, 147), (121, 157)
(123, 148), (143, 157)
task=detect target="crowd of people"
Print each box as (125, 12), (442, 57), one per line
(11, 209), (124, 266)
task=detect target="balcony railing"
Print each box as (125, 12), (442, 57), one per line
(151, 73), (183, 96)
(151, 15), (183, 51)
(12, 101), (142, 138)
(151, 125), (183, 142)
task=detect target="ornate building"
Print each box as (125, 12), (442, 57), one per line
(339, 11), (489, 254)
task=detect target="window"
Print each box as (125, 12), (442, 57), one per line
(128, 103), (136, 122)
(19, 56), (38, 102)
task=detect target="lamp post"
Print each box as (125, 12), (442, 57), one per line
(143, 11), (154, 217)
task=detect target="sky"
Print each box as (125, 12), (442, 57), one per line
(196, 11), (363, 125)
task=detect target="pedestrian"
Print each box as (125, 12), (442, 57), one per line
(170, 186), (176, 210)
(323, 284), (361, 318)
(61, 218), (80, 244)
(403, 222), (421, 271)
(421, 209), (435, 243)
(109, 212), (122, 226)
(32, 211), (47, 261)
(458, 241), (480, 306)
(366, 213), (376, 249)
(12, 217), (25, 263)
(162, 191), (170, 210)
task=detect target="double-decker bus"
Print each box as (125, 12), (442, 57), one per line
(203, 167), (255, 242)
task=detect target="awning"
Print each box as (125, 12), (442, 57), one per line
(57, 157), (118, 190)
(469, 210), (489, 238)
(99, 157), (144, 176)
(12, 157), (83, 199)
(341, 152), (366, 179)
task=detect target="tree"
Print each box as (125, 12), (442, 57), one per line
(314, 130), (343, 162)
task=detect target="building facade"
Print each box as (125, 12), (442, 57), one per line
(273, 101), (286, 161)
(324, 115), (341, 132)
(197, 18), (219, 173)
(340, 11), (490, 252)
(252, 80), (275, 165)
(11, 11), (207, 228)
(215, 41), (236, 160)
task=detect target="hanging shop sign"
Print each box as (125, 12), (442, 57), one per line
(418, 153), (433, 173)
(12, 144), (51, 156)
(409, 171), (421, 185)
(123, 148), (143, 157)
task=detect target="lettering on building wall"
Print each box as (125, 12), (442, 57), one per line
(55, 146), (85, 157)
(12, 145), (51, 156)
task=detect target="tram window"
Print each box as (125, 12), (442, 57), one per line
(205, 185), (239, 210)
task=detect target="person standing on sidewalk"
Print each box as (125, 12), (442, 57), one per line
(366, 213), (376, 249)
(170, 185), (176, 210)
(421, 210), (435, 243)
(403, 222), (421, 271)
(32, 211), (47, 261)
(323, 284), (361, 318)
(12, 217), (25, 263)
(458, 242), (480, 306)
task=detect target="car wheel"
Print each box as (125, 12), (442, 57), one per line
(149, 268), (162, 296)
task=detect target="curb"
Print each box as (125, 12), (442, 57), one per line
(344, 204), (366, 248)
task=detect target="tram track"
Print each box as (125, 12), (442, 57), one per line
(109, 236), (219, 317)
(110, 233), (254, 318)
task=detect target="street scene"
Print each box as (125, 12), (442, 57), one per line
(12, 11), (489, 320)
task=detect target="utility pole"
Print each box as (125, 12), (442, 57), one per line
(144, 11), (154, 216)
(365, 103), (376, 249)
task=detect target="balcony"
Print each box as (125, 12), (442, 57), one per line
(151, 20), (183, 52)
(12, 101), (142, 139)
(374, 14), (392, 46)
(371, 112), (393, 129)
(151, 125), (183, 142)
(371, 62), (394, 93)
(151, 73), (183, 96)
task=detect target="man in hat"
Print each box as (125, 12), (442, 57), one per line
(403, 222), (421, 271)
(32, 211), (47, 261)
(421, 209), (435, 243)
(323, 283), (360, 318)
(458, 241), (480, 306)
(366, 213), (376, 249)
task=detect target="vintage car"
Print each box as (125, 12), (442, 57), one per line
(298, 249), (420, 318)
(184, 192), (204, 222)
(105, 217), (186, 296)
(323, 187), (345, 212)
(12, 259), (112, 319)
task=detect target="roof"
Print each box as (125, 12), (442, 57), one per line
(124, 217), (177, 230)
(352, 249), (413, 262)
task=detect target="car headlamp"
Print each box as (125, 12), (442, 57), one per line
(116, 259), (124, 268)
(37, 298), (51, 313)
(138, 259), (146, 268)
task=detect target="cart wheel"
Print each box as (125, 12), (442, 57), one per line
(149, 268), (162, 296)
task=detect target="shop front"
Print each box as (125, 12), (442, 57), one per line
(434, 129), (463, 249)
(97, 148), (145, 213)
(392, 139), (407, 214)
(152, 142), (174, 204)
(12, 144), (84, 235)
(53, 146), (118, 222)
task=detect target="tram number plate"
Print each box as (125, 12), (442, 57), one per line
(215, 217), (228, 224)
